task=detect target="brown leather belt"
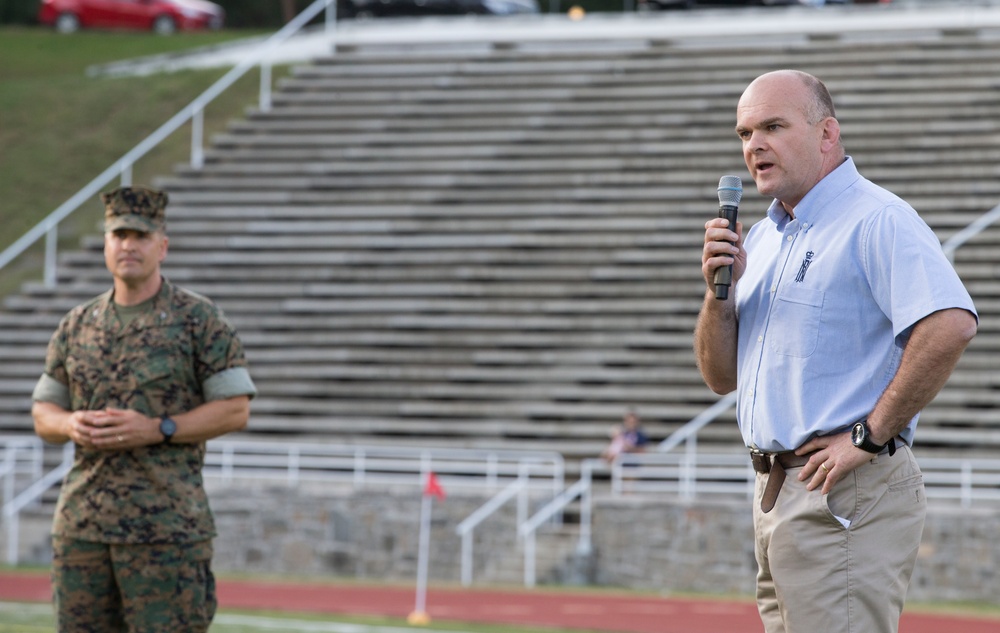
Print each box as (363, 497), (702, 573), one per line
(750, 449), (811, 474)
(750, 449), (816, 514)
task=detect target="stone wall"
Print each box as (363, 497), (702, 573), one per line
(11, 481), (997, 605)
(913, 506), (1000, 602)
(208, 481), (520, 583)
(589, 496), (756, 595)
(204, 481), (1000, 604)
(590, 498), (1000, 603)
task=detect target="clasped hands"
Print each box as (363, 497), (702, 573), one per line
(66, 408), (156, 450)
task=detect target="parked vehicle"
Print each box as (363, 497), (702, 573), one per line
(637, 0), (866, 10)
(339, 0), (540, 18)
(38, 0), (225, 34)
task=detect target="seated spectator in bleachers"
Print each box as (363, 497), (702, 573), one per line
(601, 409), (649, 463)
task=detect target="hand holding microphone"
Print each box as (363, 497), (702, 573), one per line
(713, 175), (743, 301)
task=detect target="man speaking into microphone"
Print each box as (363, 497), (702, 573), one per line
(694, 70), (978, 633)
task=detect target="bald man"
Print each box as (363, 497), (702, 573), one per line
(694, 70), (977, 632)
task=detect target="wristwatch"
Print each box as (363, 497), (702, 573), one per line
(851, 420), (895, 456)
(159, 417), (177, 444)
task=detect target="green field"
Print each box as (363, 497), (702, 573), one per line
(0, 601), (600, 633)
(0, 26), (280, 296)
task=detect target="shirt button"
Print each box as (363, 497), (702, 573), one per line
(786, 235), (794, 242)
(757, 335), (763, 342)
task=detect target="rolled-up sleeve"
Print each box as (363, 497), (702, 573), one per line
(203, 366), (257, 402)
(32, 373), (71, 410)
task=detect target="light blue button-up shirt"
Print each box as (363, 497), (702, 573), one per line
(735, 157), (977, 452)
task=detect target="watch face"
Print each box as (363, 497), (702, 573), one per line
(851, 422), (865, 446)
(161, 418), (177, 437)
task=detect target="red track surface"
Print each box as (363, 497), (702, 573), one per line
(2, 570), (998, 633)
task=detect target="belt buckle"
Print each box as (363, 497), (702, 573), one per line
(750, 448), (771, 474)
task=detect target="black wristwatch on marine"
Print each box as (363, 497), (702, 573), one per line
(159, 416), (177, 444)
(851, 420), (896, 456)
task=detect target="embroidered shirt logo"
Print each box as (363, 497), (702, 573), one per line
(794, 251), (815, 283)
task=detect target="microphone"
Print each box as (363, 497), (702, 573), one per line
(714, 175), (743, 301)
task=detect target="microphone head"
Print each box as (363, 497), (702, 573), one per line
(718, 175), (743, 206)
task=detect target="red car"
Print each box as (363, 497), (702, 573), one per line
(38, 0), (225, 34)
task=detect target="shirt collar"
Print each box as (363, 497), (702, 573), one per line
(93, 277), (173, 328)
(766, 156), (860, 230)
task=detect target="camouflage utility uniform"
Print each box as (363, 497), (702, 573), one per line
(34, 278), (256, 632)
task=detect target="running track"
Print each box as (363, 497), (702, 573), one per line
(2, 570), (998, 633)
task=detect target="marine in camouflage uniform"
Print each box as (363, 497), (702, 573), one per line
(32, 185), (257, 633)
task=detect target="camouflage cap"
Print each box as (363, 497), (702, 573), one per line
(102, 185), (168, 233)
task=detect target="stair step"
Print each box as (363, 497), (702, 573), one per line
(1, 25), (999, 472)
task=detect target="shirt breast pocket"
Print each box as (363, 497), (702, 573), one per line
(769, 286), (825, 358)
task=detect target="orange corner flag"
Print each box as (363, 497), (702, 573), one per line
(424, 472), (446, 500)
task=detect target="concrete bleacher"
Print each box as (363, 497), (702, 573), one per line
(1, 16), (999, 466)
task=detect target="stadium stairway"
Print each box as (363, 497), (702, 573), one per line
(2, 23), (1000, 475)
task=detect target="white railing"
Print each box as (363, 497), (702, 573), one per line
(204, 440), (564, 494)
(0, 0), (338, 288)
(516, 458), (598, 587)
(655, 392), (738, 454)
(608, 451), (1000, 509)
(2, 442), (74, 564)
(611, 450), (755, 499)
(511, 410), (1000, 588)
(942, 202), (1000, 262)
(0, 439), (563, 565)
(456, 465), (536, 587)
(920, 457), (1000, 508)
(510, 396), (739, 587)
(4, 432), (1000, 576)
(0, 437), (46, 511)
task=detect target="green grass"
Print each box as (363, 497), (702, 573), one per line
(0, 601), (604, 633)
(0, 26), (282, 296)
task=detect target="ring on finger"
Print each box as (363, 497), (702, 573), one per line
(820, 463), (830, 473)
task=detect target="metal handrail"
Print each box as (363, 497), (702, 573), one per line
(0, 437), (45, 511)
(516, 458), (600, 587)
(0, 0), (337, 288)
(612, 450), (755, 499)
(515, 393), (738, 587)
(918, 457), (1000, 509)
(0, 440), (563, 565)
(656, 392), (737, 453)
(203, 440), (564, 492)
(609, 452), (1000, 507)
(456, 469), (531, 587)
(942, 202), (1000, 262)
(3, 443), (74, 565)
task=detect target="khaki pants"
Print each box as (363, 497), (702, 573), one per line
(753, 444), (926, 633)
(51, 537), (216, 633)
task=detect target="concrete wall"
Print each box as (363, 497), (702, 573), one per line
(589, 496), (756, 595)
(9, 482), (997, 605)
(203, 481), (1000, 604)
(590, 497), (1000, 603)
(208, 481), (520, 583)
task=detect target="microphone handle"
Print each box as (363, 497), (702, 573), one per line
(713, 203), (739, 300)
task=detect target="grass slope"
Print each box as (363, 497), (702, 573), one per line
(0, 26), (277, 295)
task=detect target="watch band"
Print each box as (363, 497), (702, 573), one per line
(855, 431), (884, 453)
(852, 421), (896, 456)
